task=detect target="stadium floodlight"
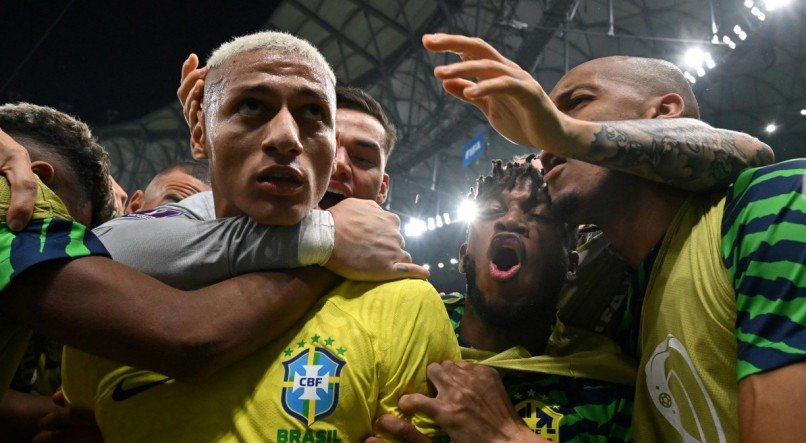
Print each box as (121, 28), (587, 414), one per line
(426, 217), (436, 231)
(744, 0), (754, 7)
(722, 35), (737, 49)
(765, 123), (777, 133)
(404, 218), (427, 237)
(683, 48), (707, 69)
(734, 25), (743, 34)
(443, 212), (452, 225)
(696, 67), (706, 77)
(683, 71), (697, 84)
(435, 215), (444, 228)
(704, 53), (716, 69)
(738, 31), (747, 41)
(437, 262), (445, 269)
(801, 109), (806, 116)
(450, 258), (459, 265)
(764, 0), (791, 11)
(423, 263), (430, 271)
(457, 199), (477, 222)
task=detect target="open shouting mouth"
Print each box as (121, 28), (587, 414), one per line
(488, 233), (525, 282)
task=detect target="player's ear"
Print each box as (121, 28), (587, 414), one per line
(565, 250), (579, 282)
(376, 174), (390, 205)
(458, 243), (468, 273)
(30, 160), (54, 184)
(126, 190), (144, 213)
(644, 93), (685, 119)
(190, 108), (209, 160)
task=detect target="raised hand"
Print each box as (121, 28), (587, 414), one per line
(0, 128), (38, 231)
(325, 198), (429, 281)
(423, 33), (571, 151)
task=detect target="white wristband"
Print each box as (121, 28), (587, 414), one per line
(297, 209), (335, 266)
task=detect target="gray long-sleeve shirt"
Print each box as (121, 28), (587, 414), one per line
(93, 191), (334, 290)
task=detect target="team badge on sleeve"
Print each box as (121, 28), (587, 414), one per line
(281, 335), (346, 426)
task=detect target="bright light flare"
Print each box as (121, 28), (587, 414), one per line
(457, 199), (478, 222)
(764, 0), (791, 11)
(765, 123), (777, 133)
(683, 48), (707, 69)
(450, 258), (459, 265)
(404, 218), (427, 237)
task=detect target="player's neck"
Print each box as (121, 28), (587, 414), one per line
(460, 305), (553, 356)
(599, 185), (688, 268)
(212, 193), (244, 218)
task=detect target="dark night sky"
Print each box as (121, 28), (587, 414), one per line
(0, 1), (281, 126)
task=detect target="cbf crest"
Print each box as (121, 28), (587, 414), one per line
(281, 335), (346, 426)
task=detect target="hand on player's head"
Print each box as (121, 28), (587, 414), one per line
(0, 128), (37, 231)
(177, 53), (208, 130)
(325, 198), (429, 281)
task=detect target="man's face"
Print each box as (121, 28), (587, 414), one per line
(135, 169), (210, 211)
(200, 49), (336, 225)
(460, 179), (570, 326)
(319, 108), (389, 209)
(541, 60), (651, 224)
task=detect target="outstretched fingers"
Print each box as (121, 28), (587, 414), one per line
(422, 33), (512, 66)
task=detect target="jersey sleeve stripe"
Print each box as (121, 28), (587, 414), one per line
(736, 311), (806, 349)
(739, 261), (805, 290)
(723, 193), (806, 261)
(737, 341), (803, 381)
(738, 276), (806, 303)
(0, 227), (15, 290)
(736, 240), (806, 280)
(5, 219), (110, 287)
(748, 159), (806, 183)
(723, 164), (805, 232)
(729, 209), (806, 254)
(66, 222), (92, 257)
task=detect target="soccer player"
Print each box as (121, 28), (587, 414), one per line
(125, 161), (210, 213)
(61, 31), (460, 442)
(0, 103), (345, 440)
(426, 33), (804, 441)
(440, 157), (634, 441)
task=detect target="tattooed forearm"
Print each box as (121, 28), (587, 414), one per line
(583, 119), (774, 192)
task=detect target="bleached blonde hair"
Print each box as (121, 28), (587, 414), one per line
(206, 31), (336, 85)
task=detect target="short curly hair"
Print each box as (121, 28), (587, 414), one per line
(0, 102), (113, 227)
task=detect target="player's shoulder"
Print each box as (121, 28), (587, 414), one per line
(729, 158), (806, 201)
(328, 278), (440, 309)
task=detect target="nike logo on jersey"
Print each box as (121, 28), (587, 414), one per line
(111, 377), (172, 401)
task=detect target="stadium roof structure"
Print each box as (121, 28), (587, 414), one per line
(3, 0), (803, 289)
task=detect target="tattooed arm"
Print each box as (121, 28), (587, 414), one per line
(423, 33), (774, 191)
(571, 118), (774, 191)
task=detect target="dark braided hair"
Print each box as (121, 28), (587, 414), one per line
(471, 154), (544, 203)
(469, 154), (576, 250)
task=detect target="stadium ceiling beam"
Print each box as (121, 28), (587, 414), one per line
(348, 3), (450, 87)
(389, 0), (579, 174)
(286, 0), (385, 68)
